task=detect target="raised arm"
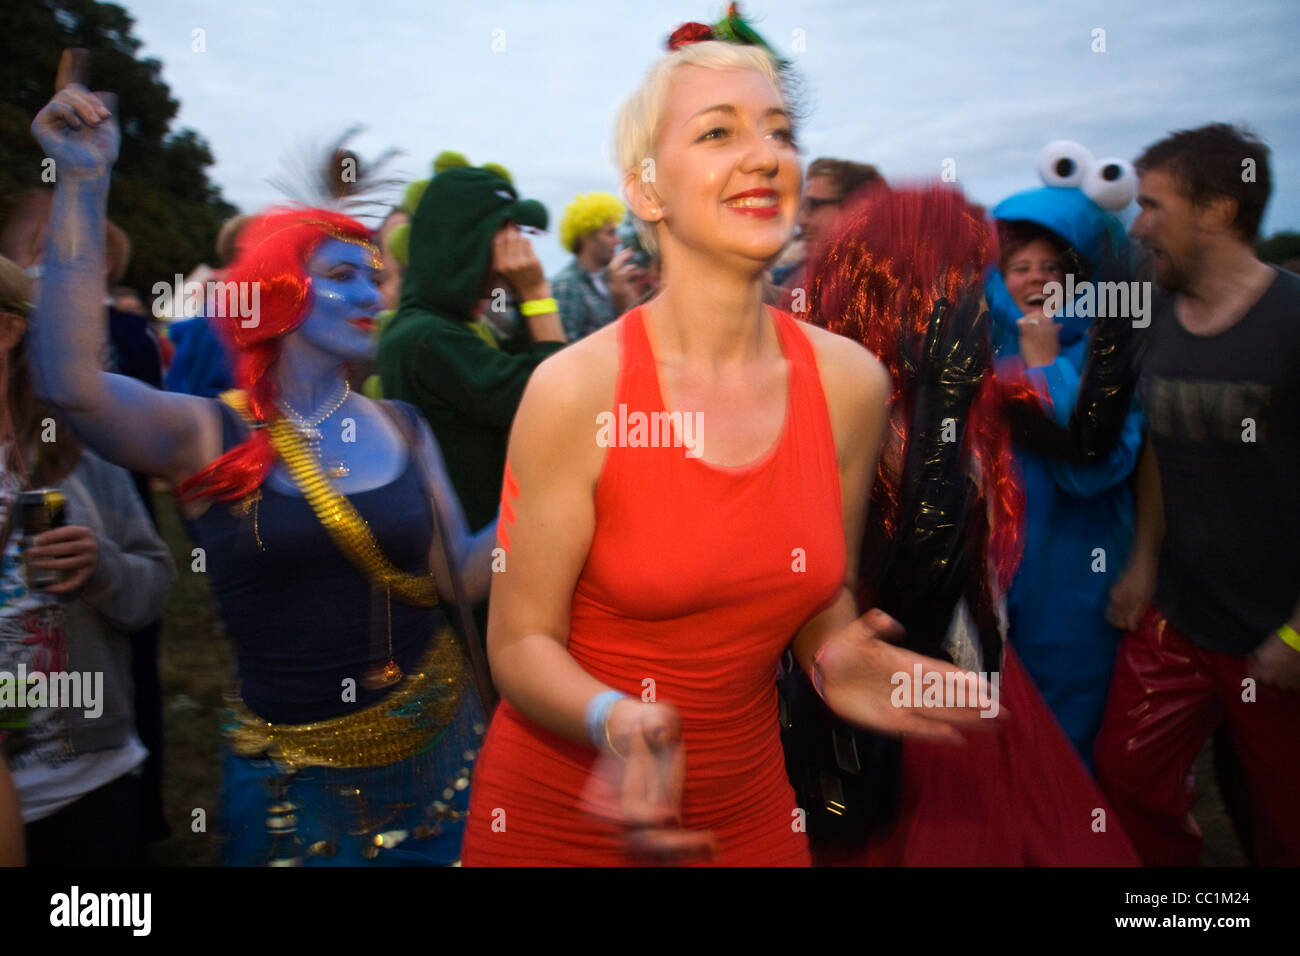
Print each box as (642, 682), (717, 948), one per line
(29, 83), (219, 486)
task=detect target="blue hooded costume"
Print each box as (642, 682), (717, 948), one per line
(164, 314), (235, 399)
(987, 142), (1145, 767)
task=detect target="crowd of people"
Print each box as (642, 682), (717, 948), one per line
(1, 6), (1297, 868)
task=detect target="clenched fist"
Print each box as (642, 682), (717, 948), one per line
(31, 83), (119, 179)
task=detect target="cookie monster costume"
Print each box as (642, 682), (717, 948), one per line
(988, 141), (1146, 767)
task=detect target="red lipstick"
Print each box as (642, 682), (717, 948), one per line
(722, 188), (780, 219)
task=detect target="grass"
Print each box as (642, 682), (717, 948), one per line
(138, 487), (1247, 867)
(145, 487), (230, 867)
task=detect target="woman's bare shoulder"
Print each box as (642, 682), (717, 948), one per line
(523, 319), (622, 419)
(508, 319), (628, 489)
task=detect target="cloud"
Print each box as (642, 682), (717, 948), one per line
(124, 0), (1300, 274)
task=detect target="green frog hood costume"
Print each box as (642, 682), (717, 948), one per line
(394, 166), (548, 322)
(378, 165), (562, 532)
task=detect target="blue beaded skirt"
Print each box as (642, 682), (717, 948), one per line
(217, 632), (486, 867)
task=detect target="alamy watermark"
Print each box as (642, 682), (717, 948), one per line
(151, 274), (260, 327)
(49, 886), (151, 936)
(0, 666), (103, 719)
(596, 404), (703, 458)
(1041, 274), (1152, 328)
(890, 663), (1000, 718)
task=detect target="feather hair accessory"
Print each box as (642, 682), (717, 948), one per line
(266, 125), (404, 222)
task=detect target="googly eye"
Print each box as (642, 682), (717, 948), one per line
(1081, 157), (1137, 211)
(1038, 140), (1094, 188)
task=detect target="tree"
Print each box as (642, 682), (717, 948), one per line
(0, 0), (237, 294)
(1256, 231), (1300, 266)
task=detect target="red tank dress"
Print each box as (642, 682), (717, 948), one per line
(461, 306), (845, 866)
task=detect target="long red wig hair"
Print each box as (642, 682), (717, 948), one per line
(806, 183), (1023, 592)
(175, 207), (375, 503)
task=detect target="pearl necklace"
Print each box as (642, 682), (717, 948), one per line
(276, 380), (351, 477)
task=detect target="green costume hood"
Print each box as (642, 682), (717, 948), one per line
(396, 166), (548, 323)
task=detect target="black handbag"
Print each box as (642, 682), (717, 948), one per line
(778, 649), (902, 847)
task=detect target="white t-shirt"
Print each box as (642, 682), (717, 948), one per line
(0, 461), (147, 824)
(14, 736), (147, 824)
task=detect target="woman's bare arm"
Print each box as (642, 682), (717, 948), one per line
(484, 338), (620, 744)
(29, 85), (220, 485)
(488, 331), (718, 854)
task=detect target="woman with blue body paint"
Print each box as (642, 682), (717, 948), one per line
(27, 78), (496, 865)
(986, 142), (1146, 766)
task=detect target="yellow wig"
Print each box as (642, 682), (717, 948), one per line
(559, 192), (625, 253)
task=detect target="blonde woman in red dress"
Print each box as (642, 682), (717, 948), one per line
(462, 21), (992, 866)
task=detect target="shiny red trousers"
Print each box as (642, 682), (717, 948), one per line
(1094, 607), (1300, 865)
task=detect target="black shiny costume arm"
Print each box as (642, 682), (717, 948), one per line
(875, 295), (990, 660)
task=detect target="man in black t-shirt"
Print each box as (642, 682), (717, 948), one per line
(1095, 124), (1300, 865)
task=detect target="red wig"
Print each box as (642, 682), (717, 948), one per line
(806, 183), (1023, 591)
(176, 207), (376, 503)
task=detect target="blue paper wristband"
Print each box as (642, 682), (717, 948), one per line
(584, 690), (629, 749)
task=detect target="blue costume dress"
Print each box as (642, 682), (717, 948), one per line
(185, 400), (483, 865)
(986, 181), (1145, 767)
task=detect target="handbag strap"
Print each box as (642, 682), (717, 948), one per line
(373, 399), (499, 714)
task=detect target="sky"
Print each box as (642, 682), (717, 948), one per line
(120, 0), (1300, 274)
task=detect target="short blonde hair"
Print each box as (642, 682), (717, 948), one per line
(614, 41), (792, 256)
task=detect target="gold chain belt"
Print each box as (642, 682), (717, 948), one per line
(225, 628), (467, 770)
(219, 389), (439, 607)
